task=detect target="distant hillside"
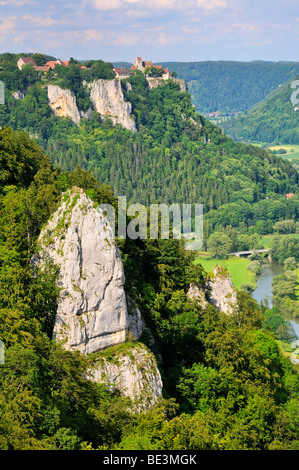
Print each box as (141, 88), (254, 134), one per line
(158, 61), (299, 115)
(221, 77), (299, 145)
(0, 52), (298, 236)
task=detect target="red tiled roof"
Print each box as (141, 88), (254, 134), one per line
(144, 61), (153, 68)
(46, 61), (57, 69)
(34, 65), (50, 72)
(114, 67), (130, 76)
(19, 57), (37, 66)
(45, 60), (69, 69)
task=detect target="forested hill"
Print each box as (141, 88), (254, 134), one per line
(1, 126), (299, 451)
(0, 55), (299, 451)
(221, 77), (299, 145)
(0, 52), (298, 238)
(158, 61), (299, 115)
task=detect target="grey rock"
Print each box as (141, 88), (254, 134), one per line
(88, 79), (136, 132)
(188, 266), (237, 314)
(38, 187), (128, 353)
(91, 345), (163, 410)
(37, 188), (162, 406)
(48, 84), (81, 125)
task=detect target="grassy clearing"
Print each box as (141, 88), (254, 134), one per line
(261, 233), (299, 248)
(195, 255), (256, 289)
(268, 144), (299, 168)
(252, 143), (299, 168)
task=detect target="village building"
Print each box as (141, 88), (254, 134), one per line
(113, 67), (131, 79)
(45, 60), (70, 70)
(17, 57), (51, 72)
(286, 193), (294, 199)
(17, 57), (37, 70)
(131, 57), (170, 80)
(34, 65), (50, 72)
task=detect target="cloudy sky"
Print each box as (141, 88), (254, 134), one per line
(0, 0), (298, 62)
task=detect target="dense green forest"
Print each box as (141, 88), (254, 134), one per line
(0, 53), (298, 246)
(0, 127), (299, 450)
(114, 60), (299, 115)
(158, 61), (299, 115)
(221, 78), (299, 145)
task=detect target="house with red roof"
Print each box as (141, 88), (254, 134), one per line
(45, 59), (69, 70)
(17, 57), (37, 70)
(34, 65), (50, 72)
(113, 67), (131, 79)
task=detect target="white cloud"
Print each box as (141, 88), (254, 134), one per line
(0, 0), (37, 5)
(109, 31), (139, 45)
(91, 0), (230, 11)
(196, 0), (228, 10)
(21, 14), (68, 27)
(0, 17), (17, 31)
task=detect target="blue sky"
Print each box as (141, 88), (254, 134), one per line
(0, 0), (298, 62)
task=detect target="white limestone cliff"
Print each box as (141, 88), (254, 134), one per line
(146, 77), (187, 91)
(38, 187), (127, 353)
(12, 90), (25, 100)
(188, 266), (238, 315)
(48, 84), (81, 125)
(88, 79), (136, 132)
(36, 188), (162, 406)
(92, 344), (163, 410)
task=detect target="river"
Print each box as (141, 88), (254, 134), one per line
(252, 261), (299, 338)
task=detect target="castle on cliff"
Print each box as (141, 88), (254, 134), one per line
(131, 57), (170, 80)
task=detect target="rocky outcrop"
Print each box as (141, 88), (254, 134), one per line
(88, 79), (136, 132)
(48, 84), (81, 125)
(92, 344), (163, 410)
(146, 77), (186, 91)
(188, 266), (238, 314)
(12, 90), (25, 100)
(36, 187), (162, 406)
(38, 187), (128, 353)
(208, 266), (238, 314)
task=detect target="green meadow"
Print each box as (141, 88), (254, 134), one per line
(268, 144), (299, 168)
(195, 255), (256, 289)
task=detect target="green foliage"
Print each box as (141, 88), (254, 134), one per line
(159, 60), (299, 114)
(271, 235), (299, 263)
(222, 77), (299, 145)
(263, 306), (297, 342)
(207, 231), (233, 257)
(0, 60), (298, 241)
(247, 260), (262, 276)
(0, 72), (298, 451)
